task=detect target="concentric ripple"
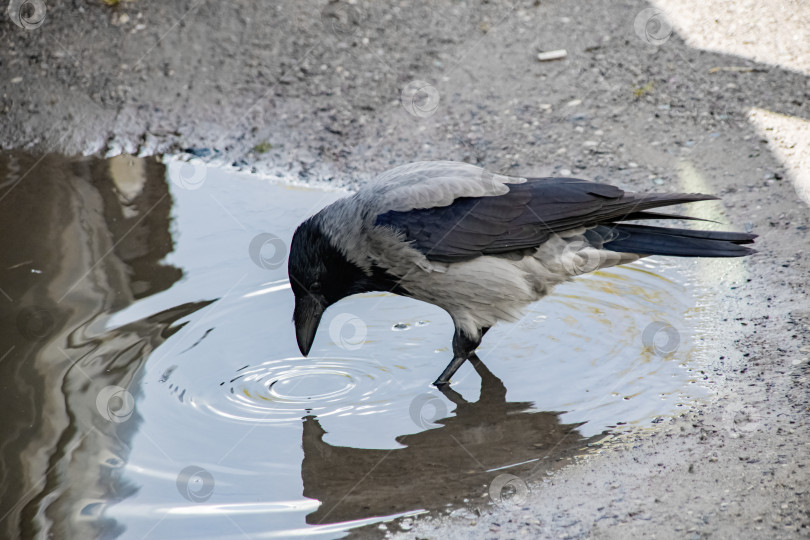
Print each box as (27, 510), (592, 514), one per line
(202, 357), (397, 423)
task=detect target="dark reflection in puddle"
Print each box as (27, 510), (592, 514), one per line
(0, 152), (208, 538)
(0, 152), (705, 539)
(302, 356), (595, 526)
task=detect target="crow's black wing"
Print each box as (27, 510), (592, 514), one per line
(374, 178), (718, 262)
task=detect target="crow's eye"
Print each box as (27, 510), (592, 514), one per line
(309, 282), (322, 293)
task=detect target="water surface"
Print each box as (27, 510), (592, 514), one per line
(0, 152), (707, 538)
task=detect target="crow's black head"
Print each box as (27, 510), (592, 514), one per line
(287, 217), (368, 356)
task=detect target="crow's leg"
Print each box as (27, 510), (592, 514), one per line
(432, 326), (488, 387)
(438, 352), (506, 407)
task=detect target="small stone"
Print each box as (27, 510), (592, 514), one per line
(566, 99), (582, 107)
(537, 49), (567, 62)
(449, 508), (477, 520)
(298, 149), (316, 164)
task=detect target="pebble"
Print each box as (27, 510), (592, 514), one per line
(298, 149), (316, 164)
(566, 99), (582, 107)
(184, 147), (212, 158)
(449, 508), (477, 520)
(537, 49), (567, 62)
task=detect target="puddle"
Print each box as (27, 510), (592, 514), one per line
(0, 152), (709, 538)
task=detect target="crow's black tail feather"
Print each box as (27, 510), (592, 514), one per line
(603, 223), (757, 258)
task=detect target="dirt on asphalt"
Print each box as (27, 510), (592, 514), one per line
(1, 0), (808, 538)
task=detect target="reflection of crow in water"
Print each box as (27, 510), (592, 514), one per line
(300, 355), (598, 525)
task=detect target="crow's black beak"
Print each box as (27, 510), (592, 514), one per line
(294, 296), (325, 356)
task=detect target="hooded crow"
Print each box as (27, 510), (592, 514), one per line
(287, 161), (755, 387)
